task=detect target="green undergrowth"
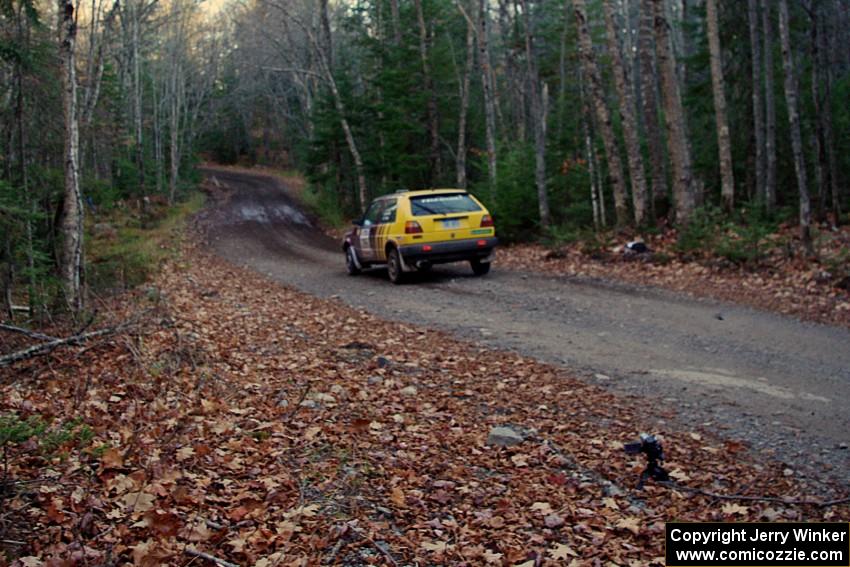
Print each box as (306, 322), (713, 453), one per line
(301, 182), (348, 229)
(87, 192), (205, 291)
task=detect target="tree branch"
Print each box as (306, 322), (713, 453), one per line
(0, 324), (129, 368)
(0, 323), (58, 342)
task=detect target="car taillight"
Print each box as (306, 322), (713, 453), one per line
(477, 240), (487, 247)
(422, 245), (432, 252)
(480, 215), (494, 228)
(405, 221), (423, 234)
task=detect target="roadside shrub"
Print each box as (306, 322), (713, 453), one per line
(675, 206), (777, 266)
(675, 206), (724, 254)
(713, 223), (773, 265)
(542, 224), (582, 248)
(472, 144), (539, 242)
(302, 182), (347, 228)
(87, 192), (205, 292)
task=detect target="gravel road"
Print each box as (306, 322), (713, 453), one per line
(198, 167), (850, 485)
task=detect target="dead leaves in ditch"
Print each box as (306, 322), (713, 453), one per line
(1, 245), (847, 566)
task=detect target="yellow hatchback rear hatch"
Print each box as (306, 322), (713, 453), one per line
(405, 191), (493, 242)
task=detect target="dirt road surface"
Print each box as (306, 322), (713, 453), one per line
(198, 168), (850, 484)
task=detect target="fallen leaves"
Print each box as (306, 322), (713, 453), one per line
(1, 243), (847, 565)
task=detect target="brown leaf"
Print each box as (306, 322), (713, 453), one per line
(390, 486), (406, 508)
(100, 447), (124, 469)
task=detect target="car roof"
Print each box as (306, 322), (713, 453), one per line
(393, 188), (468, 198)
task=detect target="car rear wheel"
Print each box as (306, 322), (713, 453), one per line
(470, 259), (491, 276)
(345, 246), (361, 275)
(387, 248), (405, 284)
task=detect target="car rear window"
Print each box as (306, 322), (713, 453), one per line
(410, 193), (481, 216)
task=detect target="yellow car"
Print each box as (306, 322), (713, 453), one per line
(342, 189), (498, 283)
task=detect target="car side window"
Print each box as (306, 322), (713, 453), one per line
(379, 199), (397, 224)
(362, 201), (383, 226)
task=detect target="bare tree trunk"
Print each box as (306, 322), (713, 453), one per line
(556, 0), (569, 142)
(153, 76), (163, 194)
(131, 0), (144, 192)
(808, 4), (830, 222)
(499, 0), (523, 142)
(318, 0), (333, 69)
(456, 20), (474, 188)
(810, 61), (825, 220)
(574, 0), (629, 227)
(307, 23), (368, 211)
(651, 0), (695, 224)
(747, 0), (765, 204)
(821, 13), (840, 225)
(415, 0), (441, 184)
(778, 0), (812, 254)
(762, 0), (777, 211)
(478, 0), (498, 193)
(389, 0), (401, 44)
(59, 0), (84, 312)
(520, 0), (549, 228)
(705, 0), (734, 211)
(169, 60), (181, 204)
(580, 71), (601, 230)
(586, 123), (601, 230)
(638, 0), (667, 216)
(603, 0), (648, 225)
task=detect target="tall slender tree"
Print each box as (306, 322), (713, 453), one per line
(777, 0), (812, 254)
(747, 0), (765, 203)
(651, 0), (695, 223)
(521, 0), (550, 228)
(59, 0), (83, 312)
(762, 0), (777, 210)
(603, 0), (648, 225)
(574, 0), (629, 227)
(638, 0), (667, 214)
(414, 0), (441, 183)
(455, 19), (475, 188)
(705, 0), (734, 210)
(478, 0), (498, 192)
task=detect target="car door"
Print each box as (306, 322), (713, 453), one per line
(374, 198), (398, 261)
(357, 200), (384, 262)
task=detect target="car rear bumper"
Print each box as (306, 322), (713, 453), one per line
(399, 237), (498, 267)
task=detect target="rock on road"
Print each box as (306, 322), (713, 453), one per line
(198, 167), (850, 483)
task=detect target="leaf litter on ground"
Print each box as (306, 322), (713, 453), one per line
(1, 241), (848, 566)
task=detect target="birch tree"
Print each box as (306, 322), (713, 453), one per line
(59, 0), (83, 312)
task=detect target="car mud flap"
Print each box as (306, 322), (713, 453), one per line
(349, 246), (363, 269)
(480, 250), (496, 263)
(397, 250), (415, 272)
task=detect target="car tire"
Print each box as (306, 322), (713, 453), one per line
(470, 259), (491, 276)
(387, 248), (405, 284)
(345, 246), (361, 275)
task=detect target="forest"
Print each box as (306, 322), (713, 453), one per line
(1, 0), (849, 314)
